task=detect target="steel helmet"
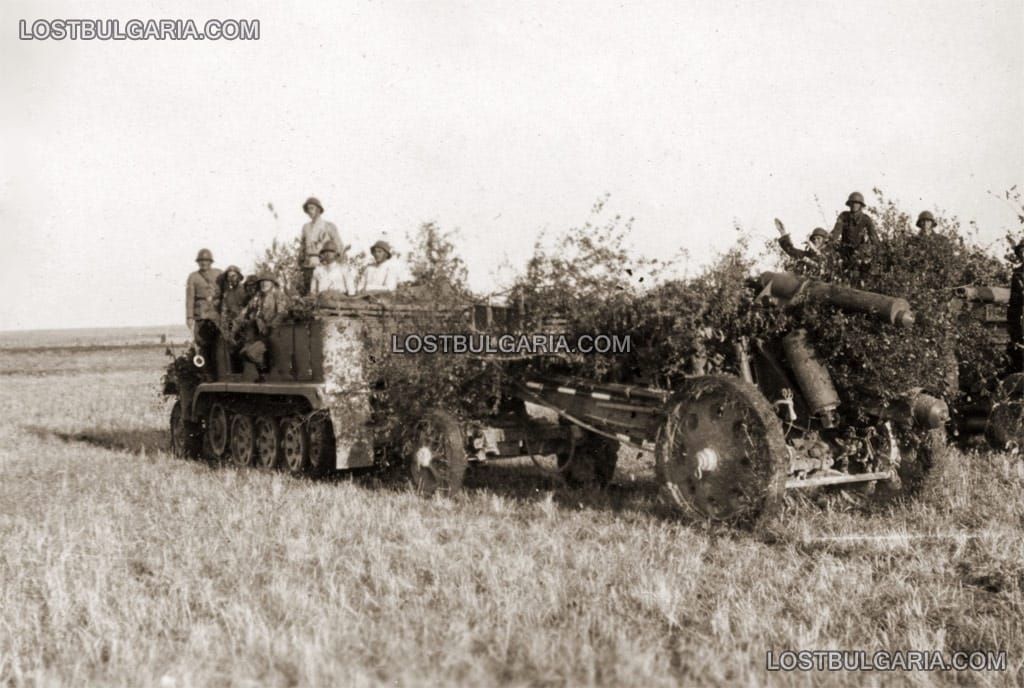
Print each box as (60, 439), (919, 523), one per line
(916, 211), (936, 229)
(846, 192), (865, 207)
(303, 196), (324, 213)
(319, 240), (339, 255)
(810, 227), (829, 241)
(195, 248), (214, 262)
(224, 265), (242, 277)
(256, 270), (279, 286)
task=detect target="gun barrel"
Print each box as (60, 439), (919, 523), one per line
(759, 271), (915, 327)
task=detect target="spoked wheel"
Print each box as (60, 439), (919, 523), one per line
(557, 430), (620, 488)
(655, 375), (788, 524)
(206, 402), (230, 460)
(230, 414), (257, 467)
(308, 413), (335, 478)
(170, 400), (202, 459)
(254, 416), (282, 470)
(407, 409), (467, 497)
(986, 373), (1024, 451)
(280, 416), (309, 475)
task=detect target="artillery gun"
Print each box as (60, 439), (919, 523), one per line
(163, 273), (949, 524)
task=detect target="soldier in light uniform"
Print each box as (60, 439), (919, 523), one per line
(359, 240), (400, 294)
(310, 240), (356, 297)
(831, 191), (879, 264)
(299, 196), (343, 295)
(185, 248), (223, 371)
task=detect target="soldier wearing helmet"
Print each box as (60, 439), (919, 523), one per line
(775, 219), (829, 264)
(185, 249), (223, 371)
(359, 239), (401, 294)
(916, 211), (937, 234)
(299, 196), (343, 295)
(310, 240), (356, 297)
(830, 191), (879, 262)
(217, 266), (247, 342)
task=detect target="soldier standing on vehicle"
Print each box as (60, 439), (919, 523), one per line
(1008, 240), (1024, 373)
(310, 240), (356, 297)
(186, 248), (223, 369)
(774, 219), (829, 264)
(359, 240), (400, 293)
(217, 266), (247, 341)
(299, 196), (343, 295)
(830, 192), (879, 264)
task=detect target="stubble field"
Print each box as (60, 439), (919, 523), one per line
(0, 345), (1021, 687)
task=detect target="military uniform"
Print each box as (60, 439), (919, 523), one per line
(831, 211), (878, 257)
(299, 198), (343, 294)
(186, 268), (223, 325)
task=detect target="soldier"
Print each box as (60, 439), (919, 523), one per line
(916, 211), (937, 234)
(217, 266), (247, 340)
(830, 191), (879, 262)
(299, 196), (343, 295)
(185, 248), (223, 369)
(359, 240), (400, 294)
(239, 272), (286, 373)
(775, 219), (829, 263)
(1008, 240), (1024, 373)
(310, 240), (356, 297)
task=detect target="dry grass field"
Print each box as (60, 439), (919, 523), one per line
(0, 344), (1022, 687)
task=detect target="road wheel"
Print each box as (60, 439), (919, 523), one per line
(407, 409), (467, 497)
(308, 413), (335, 478)
(655, 375), (787, 524)
(170, 399), (202, 459)
(207, 403), (230, 459)
(254, 416), (281, 470)
(280, 416), (309, 475)
(558, 431), (619, 487)
(230, 415), (257, 467)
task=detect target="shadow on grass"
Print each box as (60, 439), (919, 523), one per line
(24, 425), (169, 454)
(353, 458), (697, 525)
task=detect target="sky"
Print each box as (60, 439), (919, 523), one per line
(1, 0), (1022, 330)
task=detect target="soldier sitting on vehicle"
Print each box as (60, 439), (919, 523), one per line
(831, 191), (879, 264)
(239, 271), (287, 374)
(186, 248), (223, 375)
(359, 240), (400, 294)
(774, 219), (829, 264)
(310, 240), (356, 298)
